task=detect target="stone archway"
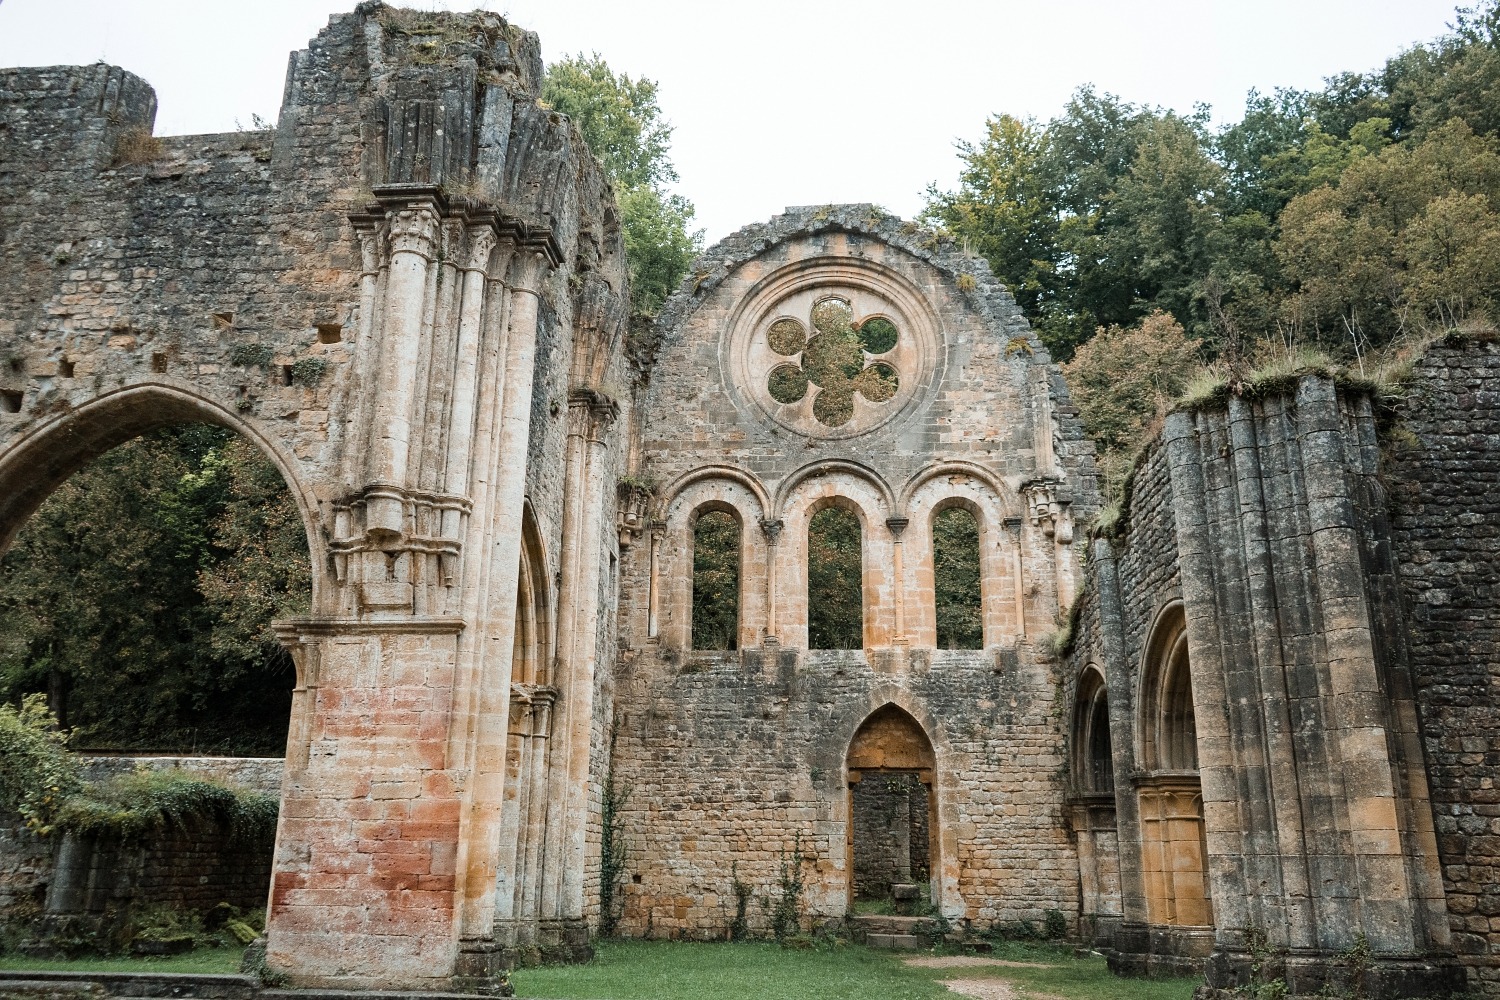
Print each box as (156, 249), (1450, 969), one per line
(846, 704), (938, 910)
(0, 6), (630, 989)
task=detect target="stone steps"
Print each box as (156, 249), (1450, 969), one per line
(849, 913), (941, 948)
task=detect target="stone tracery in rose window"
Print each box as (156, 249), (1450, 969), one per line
(764, 296), (901, 427)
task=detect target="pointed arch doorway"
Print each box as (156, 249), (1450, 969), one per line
(846, 704), (939, 910)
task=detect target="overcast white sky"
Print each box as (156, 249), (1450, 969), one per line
(0, 0), (1466, 241)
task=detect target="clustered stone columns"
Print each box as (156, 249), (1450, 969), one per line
(1117, 379), (1463, 999)
(267, 185), (562, 990)
(535, 388), (618, 954)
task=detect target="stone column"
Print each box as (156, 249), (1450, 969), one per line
(538, 389), (616, 956)
(1004, 516), (1026, 638)
(1162, 410), (1252, 942)
(453, 247), (552, 952)
(367, 198), (441, 533)
(1092, 540), (1149, 958)
(761, 518), (783, 645)
(886, 517), (909, 645)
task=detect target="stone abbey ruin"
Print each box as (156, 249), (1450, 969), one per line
(1, 4), (1498, 998)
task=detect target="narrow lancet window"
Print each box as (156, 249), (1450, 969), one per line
(933, 506), (983, 649)
(808, 505), (863, 649)
(691, 510), (740, 650)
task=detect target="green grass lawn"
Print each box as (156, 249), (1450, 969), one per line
(0, 945), (246, 975)
(513, 939), (1203, 1000)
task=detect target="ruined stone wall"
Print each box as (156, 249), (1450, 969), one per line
(1387, 336), (1500, 995)
(612, 205), (1096, 939)
(614, 648), (1071, 937)
(1063, 376), (1464, 997)
(1061, 442), (1179, 950)
(1, 4), (631, 988)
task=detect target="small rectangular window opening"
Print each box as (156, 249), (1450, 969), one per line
(0, 390), (22, 413)
(279, 365), (294, 387)
(316, 323), (343, 344)
(59, 359), (75, 378)
(151, 352), (168, 373)
(213, 312), (234, 330)
(7, 358), (21, 375)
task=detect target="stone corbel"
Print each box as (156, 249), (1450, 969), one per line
(567, 386), (619, 444)
(1023, 480), (1074, 544)
(616, 480), (653, 549)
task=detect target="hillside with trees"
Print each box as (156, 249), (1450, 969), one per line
(925, 1), (1500, 492)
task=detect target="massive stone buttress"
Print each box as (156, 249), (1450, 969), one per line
(1062, 376), (1468, 998)
(0, 4), (629, 989)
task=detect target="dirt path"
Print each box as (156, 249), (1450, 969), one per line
(939, 978), (1022, 1000)
(905, 956), (1052, 970)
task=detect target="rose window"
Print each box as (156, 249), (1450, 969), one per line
(764, 296), (901, 427)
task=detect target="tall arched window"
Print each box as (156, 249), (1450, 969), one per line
(1137, 603), (1212, 929)
(691, 509), (740, 650)
(808, 505), (863, 650)
(932, 505), (982, 650)
(1072, 668), (1114, 794)
(1142, 615), (1197, 772)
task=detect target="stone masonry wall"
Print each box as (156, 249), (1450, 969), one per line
(1388, 336), (1500, 995)
(614, 647), (1071, 939)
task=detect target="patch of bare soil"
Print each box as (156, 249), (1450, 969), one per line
(905, 956), (1053, 969)
(941, 978), (1021, 1000)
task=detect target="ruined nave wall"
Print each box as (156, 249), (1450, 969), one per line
(1387, 336), (1500, 995)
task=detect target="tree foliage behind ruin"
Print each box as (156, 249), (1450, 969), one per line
(927, 1), (1500, 364)
(0, 426), (308, 754)
(928, 1), (1500, 500)
(543, 53), (702, 321)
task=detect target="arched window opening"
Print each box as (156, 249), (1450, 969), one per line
(808, 505), (863, 650)
(933, 505), (982, 650)
(1160, 633), (1197, 771)
(847, 705), (938, 911)
(691, 509), (740, 650)
(0, 423), (310, 753)
(1137, 604), (1212, 929)
(1072, 669), (1115, 795)
(1088, 696), (1114, 793)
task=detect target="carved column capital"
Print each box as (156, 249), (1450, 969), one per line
(885, 516), (910, 538)
(567, 387), (618, 442)
(508, 246), (552, 296)
(760, 518), (784, 543)
(387, 202), (441, 259)
(464, 225), (498, 273)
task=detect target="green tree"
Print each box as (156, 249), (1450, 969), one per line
(1275, 120), (1500, 341)
(690, 510), (740, 651)
(932, 507), (982, 650)
(0, 426), (309, 753)
(807, 507), (863, 651)
(1060, 311), (1204, 497)
(543, 53), (702, 320)
(921, 115), (1061, 321)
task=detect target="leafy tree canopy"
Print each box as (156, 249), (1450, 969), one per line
(0, 426), (308, 754)
(543, 53), (703, 321)
(927, 0), (1500, 364)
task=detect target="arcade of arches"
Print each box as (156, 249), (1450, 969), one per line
(1, 8), (1496, 1000)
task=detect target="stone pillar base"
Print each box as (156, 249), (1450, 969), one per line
(1107, 922), (1214, 979)
(537, 918), (593, 965)
(453, 938), (514, 997)
(1201, 948), (1470, 999)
